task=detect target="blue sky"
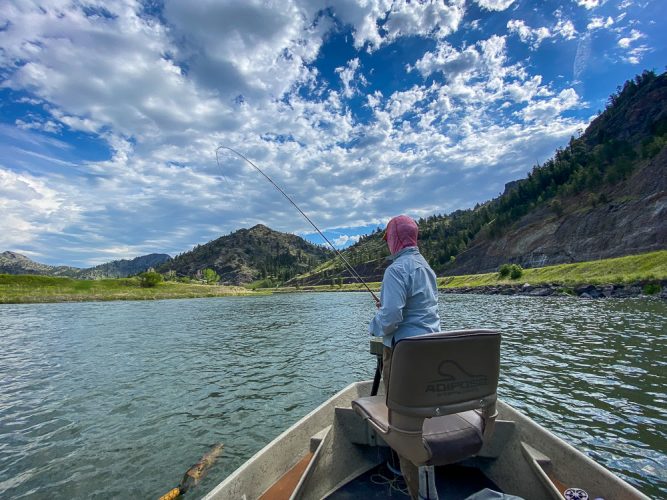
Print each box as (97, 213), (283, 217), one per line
(0, 0), (665, 267)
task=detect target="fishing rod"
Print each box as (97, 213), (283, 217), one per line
(215, 146), (381, 306)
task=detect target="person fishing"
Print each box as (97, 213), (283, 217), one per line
(369, 214), (441, 499)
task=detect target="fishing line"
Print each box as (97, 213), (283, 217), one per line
(215, 146), (381, 305)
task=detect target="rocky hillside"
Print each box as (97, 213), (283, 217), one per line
(450, 150), (665, 274)
(0, 251), (79, 276)
(449, 71), (666, 274)
(78, 254), (172, 279)
(295, 69), (667, 283)
(158, 224), (333, 285)
(0, 251), (171, 278)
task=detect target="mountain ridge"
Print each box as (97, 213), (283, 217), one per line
(0, 251), (172, 279)
(157, 224), (334, 285)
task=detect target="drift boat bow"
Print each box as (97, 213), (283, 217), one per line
(204, 331), (648, 500)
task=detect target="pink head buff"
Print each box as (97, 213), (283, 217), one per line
(384, 215), (418, 255)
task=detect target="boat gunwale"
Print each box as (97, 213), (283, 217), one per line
(204, 381), (651, 500)
(203, 381), (371, 499)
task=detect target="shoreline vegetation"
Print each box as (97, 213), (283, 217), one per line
(1, 250), (665, 304)
(274, 250), (667, 300)
(0, 275), (256, 304)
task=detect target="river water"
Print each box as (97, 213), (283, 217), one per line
(0, 293), (665, 499)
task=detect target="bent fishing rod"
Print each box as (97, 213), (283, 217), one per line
(216, 146), (380, 306)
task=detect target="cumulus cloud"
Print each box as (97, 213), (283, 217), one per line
(0, 167), (81, 248)
(587, 16), (614, 31)
(332, 234), (362, 247)
(162, 0), (325, 99)
(553, 19), (577, 40)
(519, 88), (580, 123)
(507, 19), (552, 49)
(15, 118), (62, 134)
(618, 29), (644, 48)
(384, 0), (465, 41)
(334, 0), (466, 51)
(0, 0), (593, 265)
(616, 29), (648, 64)
(507, 16), (577, 49)
(575, 0), (604, 9)
(336, 58), (367, 98)
(474, 0), (516, 11)
(411, 43), (480, 79)
(622, 45), (650, 65)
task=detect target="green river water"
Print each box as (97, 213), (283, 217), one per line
(0, 292), (665, 498)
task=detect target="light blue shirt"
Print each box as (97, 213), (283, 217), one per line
(369, 246), (441, 347)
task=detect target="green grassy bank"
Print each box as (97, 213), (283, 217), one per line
(2, 250), (664, 303)
(0, 275), (255, 304)
(275, 250), (667, 293)
(437, 250), (666, 288)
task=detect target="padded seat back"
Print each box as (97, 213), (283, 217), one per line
(386, 329), (501, 419)
(352, 329), (501, 467)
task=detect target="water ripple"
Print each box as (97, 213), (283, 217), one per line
(0, 294), (664, 498)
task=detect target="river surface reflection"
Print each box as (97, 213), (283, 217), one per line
(0, 293), (665, 498)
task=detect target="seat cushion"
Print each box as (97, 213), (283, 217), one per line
(352, 396), (389, 433)
(422, 410), (484, 466)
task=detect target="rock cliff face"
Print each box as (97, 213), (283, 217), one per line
(451, 148), (666, 274)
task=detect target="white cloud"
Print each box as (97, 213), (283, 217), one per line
(507, 17), (578, 49)
(15, 118), (62, 134)
(0, 167), (81, 247)
(553, 19), (577, 40)
(333, 234), (361, 247)
(336, 58), (366, 98)
(507, 19), (552, 49)
(411, 43), (480, 79)
(333, 0), (466, 51)
(475, 0), (516, 11)
(519, 88), (580, 123)
(162, 0), (325, 99)
(616, 29), (648, 64)
(384, 0), (465, 42)
(0, 1), (593, 265)
(575, 0), (603, 9)
(618, 29), (644, 48)
(587, 16), (613, 31)
(622, 45), (650, 64)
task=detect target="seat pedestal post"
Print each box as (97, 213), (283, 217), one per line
(418, 465), (439, 500)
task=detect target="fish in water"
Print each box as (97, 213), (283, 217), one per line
(158, 443), (224, 499)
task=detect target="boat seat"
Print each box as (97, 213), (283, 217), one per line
(352, 329), (501, 468)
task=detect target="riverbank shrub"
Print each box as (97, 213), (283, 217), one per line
(202, 268), (220, 284)
(498, 264), (523, 280)
(139, 271), (163, 288)
(498, 264), (511, 278)
(642, 283), (661, 295)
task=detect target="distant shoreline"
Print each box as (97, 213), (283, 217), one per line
(0, 275), (258, 304)
(273, 281), (666, 299)
(1, 250), (665, 304)
(275, 250), (667, 300)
